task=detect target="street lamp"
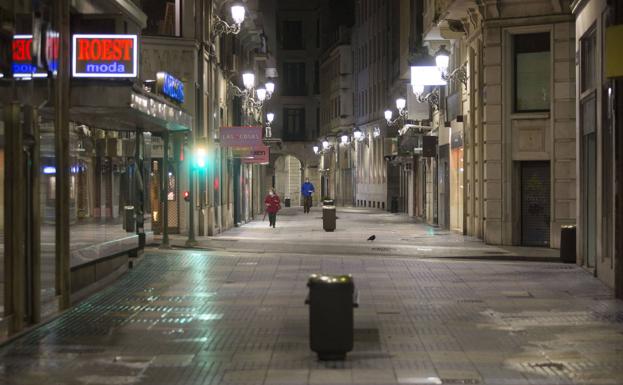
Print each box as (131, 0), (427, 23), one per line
(231, 5), (246, 25)
(384, 110), (393, 122)
(212, 4), (246, 37)
(322, 138), (330, 150)
(242, 71), (255, 90)
(373, 127), (381, 138)
(353, 127), (363, 141)
(265, 112), (275, 138)
(435, 45), (451, 77)
(265, 81), (275, 95)
(256, 87), (267, 102)
(341, 134), (349, 144)
(396, 98), (406, 113)
(313, 145), (320, 154)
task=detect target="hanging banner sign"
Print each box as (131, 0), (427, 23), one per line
(12, 34), (58, 78)
(220, 126), (262, 148)
(72, 34), (138, 78)
(242, 145), (270, 164)
(156, 71), (185, 103)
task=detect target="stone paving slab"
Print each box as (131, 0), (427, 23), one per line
(165, 208), (560, 262)
(0, 248), (621, 385)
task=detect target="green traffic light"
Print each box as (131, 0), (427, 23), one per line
(194, 147), (208, 169)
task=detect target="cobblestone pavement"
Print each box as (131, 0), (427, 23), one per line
(1, 211), (622, 385)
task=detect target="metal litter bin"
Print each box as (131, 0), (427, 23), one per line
(306, 274), (358, 360)
(124, 206), (135, 232)
(390, 196), (398, 213)
(322, 201), (336, 232)
(285, 198), (291, 207)
(560, 225), (576, 263)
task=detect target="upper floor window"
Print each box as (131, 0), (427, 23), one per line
(281, 20), (303, 50)
(514, 32), (550, 112)
(282, 62), (306, 96)
(283, 107), (306, 141)
(142, 0), (182, 37)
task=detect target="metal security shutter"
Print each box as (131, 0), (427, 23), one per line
(521, 162), (550, 246)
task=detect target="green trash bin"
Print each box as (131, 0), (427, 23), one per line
(305, 274), (358, 360)
(560, 225), (576, 263)
(322, 203), (336, 232)
(124, 206), (135, 233)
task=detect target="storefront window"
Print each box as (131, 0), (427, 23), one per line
(514, 32), (550, 112)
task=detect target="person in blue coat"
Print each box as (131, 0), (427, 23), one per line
(301, 178), (315, 214)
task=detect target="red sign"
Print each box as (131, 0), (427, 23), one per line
(72, 34), (137, 78)
(242, 145), (270, 164)
(12, 34), (58, 78)
(220, 126), (263, 148)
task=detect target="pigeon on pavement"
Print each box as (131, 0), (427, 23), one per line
(367, 235), (376, 242)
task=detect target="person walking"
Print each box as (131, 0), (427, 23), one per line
(301, 177), (315, 214)
(264, 188), (281, 228)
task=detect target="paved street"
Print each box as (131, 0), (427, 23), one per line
(0, 209), (622, 385)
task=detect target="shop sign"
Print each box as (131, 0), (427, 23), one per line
(72, 34), (137, 78)
(220, 126), (262, 148)
(12, 34), (58, 78)
(156, 71), (185, 103)
(242, 146), (270, 164)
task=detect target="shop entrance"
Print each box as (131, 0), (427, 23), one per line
(521, 161), (551, 246)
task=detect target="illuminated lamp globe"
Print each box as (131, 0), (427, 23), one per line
(353, 127), (363, 141)
(435, 45), (451, 74)
(242, 72), (255, 90)
(384, 110), (393, 122)
(396, 98), (406, 111)
(231, 5), (246, 25)
(265, 81), (275, 94)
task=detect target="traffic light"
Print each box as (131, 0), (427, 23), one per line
(183, 190), (190, 202)
(193, 144), (208, 170)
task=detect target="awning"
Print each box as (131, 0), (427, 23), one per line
(0, 80), (192, 133)
(69, 82), (192, 133)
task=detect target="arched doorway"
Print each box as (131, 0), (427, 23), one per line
(274, 155), (302, 207)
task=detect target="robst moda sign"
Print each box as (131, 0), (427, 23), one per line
(72, 34), (138, 78)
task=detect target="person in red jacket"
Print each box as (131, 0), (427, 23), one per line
(264, 188), (281, 228)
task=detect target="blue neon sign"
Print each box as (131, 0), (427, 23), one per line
(157, 71), (185, 104)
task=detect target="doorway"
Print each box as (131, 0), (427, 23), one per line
(521, 161), (550, 246)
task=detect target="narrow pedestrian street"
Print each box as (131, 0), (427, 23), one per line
(0, 209), (621, 385)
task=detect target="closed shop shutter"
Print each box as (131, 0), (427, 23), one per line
(521, 161), (550, 246)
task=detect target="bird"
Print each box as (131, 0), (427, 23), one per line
(367, 235), (376, 242)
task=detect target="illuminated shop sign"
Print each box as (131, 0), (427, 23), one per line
(156, 72), (185, 103)
(12, 34), (59, 78)
(72, 34), (137, 78)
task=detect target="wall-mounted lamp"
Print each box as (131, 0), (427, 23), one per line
(213, 4), (246, 38)
(322, 138), (330, 150)
(434, 45), (468, 87)
(340, 133), (349, 145)
(229, 72), (276, 115)
(385, 97), (409, 127)
(313, 145), (320, 154)
(265, 112), (275, 138)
